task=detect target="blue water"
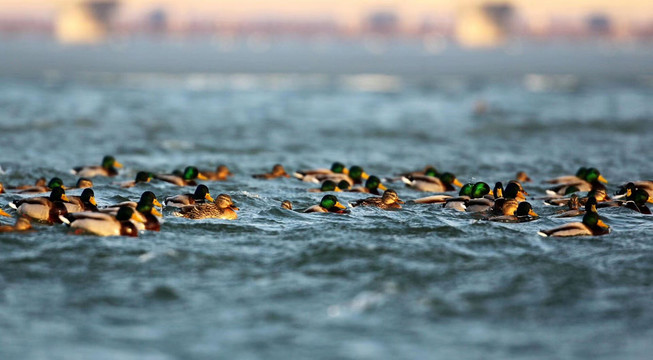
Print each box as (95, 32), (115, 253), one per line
(1, 73), (653, 359)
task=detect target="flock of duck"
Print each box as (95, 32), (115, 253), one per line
(0, 156), (651, 238)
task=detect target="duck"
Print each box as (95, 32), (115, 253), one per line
(487, 201), (538, 222)
(402, 172), (463, 192)
(165, 184), (214, 207)
(71, 178), (93, 189)
(308, 180), (342, 193)
(64, 188), (99, 213)
(515, 171), (532, 183)
(0, 216), (32, 233)
(398, 166), (438, 178)
(0, 182), (4, 194)
(546, 168), (608, 196)
(623, 188), (651, 214)
(177, 194), (239, 220)
(204, 165), (233, 181)
(556, 194), (584, 217)
(118, 171), (154, 188)
(304, 165), (369, 185)
(464, 182), (504, 213)
(156, 166), (208, 186)
(294, 162), (348, 182)
(6, 177), (46, 190)
(538, 201), (610, 237)
(281, 200), (293, 210)
(350, 189), (404, 210)
(336, 180), (351, 191)
(72, 155), (123, 177)
(544, 167), (589, 184)
(616, 181), (653, 203)
(102, 191), (163, 231)
(252, 164), (291, 179)
(441, 182), (490, 211)
(9, 187), (70, 224)
(61, 206), (145, 237)
(304, 194), (348, 213)
(415, 182), (473, 205)
(347, 176), (387, 195)
(103, 191), (163, 212)
(16, 177), (66, 194)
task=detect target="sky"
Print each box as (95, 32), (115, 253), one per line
(2, 0), (652, 25)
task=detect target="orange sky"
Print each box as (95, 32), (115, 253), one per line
(2, 0), (652, 24)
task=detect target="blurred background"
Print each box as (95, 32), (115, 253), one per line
(1, 0), (653, 80)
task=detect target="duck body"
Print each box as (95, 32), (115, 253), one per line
(64, 189), (99, 213)
(156, 166), (207, 186)
(165, 185), (214, 208)
(15, 177), (66, 194)
(11, 187), (70, 224)
(62, 207), (144, 237)
(294, 162), (347, 182)
(350, 189), (404, 210)
(487, 202), (538, 222)
(253, 164), (291, 180)
(0, 217), (32, 233)
(177, 194), (238, 220)
(73, 155), (122, 177)
(304, 195), (348, 213)
(539, 201), (609, 237)
(204, 165), (233, 181)
(402, 175), (451, 192)
(346, 176), (386, 195)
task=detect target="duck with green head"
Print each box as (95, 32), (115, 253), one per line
(165, 184), (214, 207)
(102, 191), (163, 231)
(315, 165), (369, 186)
(73, 155), (123, 177)
(304, 195), (348, 213)
(539, 197), (610, 237)
(544, 167), (589, 184)
(64, 188), (99, 213)
(61, 205), (145, 237)
(308, 180), (341, 193)
(402, 171), (463, 192)
(10, 187), (70, 224)
(294, 162), (348, 182)
(547, 168), (608, 196)
(463, 182), (500, 213)
(415, 182), (473, 205)
(351, 189), (404, 210)
(616, 181), (653, 204)
(156, 166), (208, 186)
(440, 182), (487, 211)
(16, 177), (65, 194)
(119, 171), (154, 188)
(253, 164), (291, 179)
(347, 175), (387, 195)
(177, 193), (239, 220)
(623, 187), (651, 214)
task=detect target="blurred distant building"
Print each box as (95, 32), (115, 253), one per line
(586, 13), (612, 37)
(364, 10), (400, 35)
(56, 0), (118, 44)
(455, 1), (515, 48)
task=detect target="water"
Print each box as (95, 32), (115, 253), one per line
(1, 73), (653, 359)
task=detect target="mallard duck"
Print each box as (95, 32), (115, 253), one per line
(347, 176), (387, 195)
(103, 191), (163, 212)
(623, 188), (651, 214)
(177, 194), (239, 220)
(9, 187), (70, 224)
(488, 201), (538, 222)
(544, 167), (589, 184)
(515, 171), (532, 183)
(118, 171), (154, 188)
(165, 184), (214, 207)
(61, 206), (145, 237)
(402, 172), (463, 192)
(102, 191), (162, 231)
(294, 162), (348, 182)
(64, 188), (99, 213)
(302, 165), (370, 186)
(156, 166), (207, 186)
(7, 177), (46, 190)
(336, 180), (351, 191)
(308, 180), (342, 193)
(439, 183), (485, 211)
(616, 181), (653, 203)
(252, 164), (291, 179)
(72, 178), (93, 189)
(398, 166), (438, 178)
(546, 168), (608, 196)
(304, 194), (348, 213)
(556, 194), (584, 217)
(465, 182), (503, 213)
(538, 205), (610, 237)
(281, 200), (293, 210)
(203, 165), (233, 181)
(16, 177), (65, 194)
(0, 216), (32, 233)
(350, 189), (404, 210)
(72, 155), (123, 177)
(415, 182), (474, 205)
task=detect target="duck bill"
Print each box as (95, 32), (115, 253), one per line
(230, 206), (240, 211)
(453, 179), (463, 187)
(361, 172), (370, 180)
(334, 188), (342, 192)
(529, 209), (539, 217)
(90, 196), (98, 206)
(397, 199), (405, 204)
(517, 193), (527, 201)
(597, 219), (609, 229)
(114, 161), (123, 168)
(342, 168), (349, 175)
(131, 211), (147, 223)
(205, 194), (215, 202)
(151, 207), (163, 217)
(0, 208), (10, 217)
(598, 175), (608, 184)
(61, 194), (70, 202)
(335, 201), (346, 210)
(153, 199), (162, 208)
(197, 173), (208, 180)
(378, 184), (388, 191)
